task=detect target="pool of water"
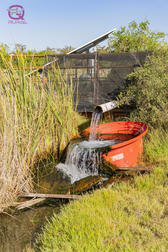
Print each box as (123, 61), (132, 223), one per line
(0, 168), (71, 252)
(0, 134), (135, 251)
(0, 205), (57, 252)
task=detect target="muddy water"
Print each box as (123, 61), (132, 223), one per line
(0, 133), (135, 252)
(0, 168), (71, 252)
(0, 206), (56, 252)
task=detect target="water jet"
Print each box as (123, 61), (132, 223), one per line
(57, 101), (148, 183)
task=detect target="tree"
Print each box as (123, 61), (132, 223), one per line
(108, 20), (167, 53)
(15, 43), (26, 53)
(112, 21), (168, 129)
(45, 47), (56, 53)
(56, 46), (74, 54)
(95, 45), (109, 54)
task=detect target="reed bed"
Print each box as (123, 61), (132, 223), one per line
(0, 48), (79, 212)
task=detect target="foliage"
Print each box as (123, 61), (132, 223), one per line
(96, 45), (109, 54)
(108, 20), (166, 53)
(56, 46), (74, 54)
(143, 128), (168, 165)
(0, 47), (79, 212)
(0, 43), (9, 52)
(117, 49), (168, 129)
(15, 43), (27, 53)
(38, 163), (168, 252)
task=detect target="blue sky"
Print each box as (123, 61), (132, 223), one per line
(0, 0), (168, 51)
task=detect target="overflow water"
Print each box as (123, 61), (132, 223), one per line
(57, 111), (121, 183)
(56, 138), (119, 183)
(57, 142), (100, 183)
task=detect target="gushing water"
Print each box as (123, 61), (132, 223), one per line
(56, 111), (119, 183)
(57, 141), (101, 183)
(56, 138), (120, 183)
(89, 111), (102, 141)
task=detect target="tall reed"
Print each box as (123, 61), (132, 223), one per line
(0, 48), (79, 212)
(0, 94), (33, 212)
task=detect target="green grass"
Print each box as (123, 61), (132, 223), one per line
(38, 164), (168, 252)
(143, 128), (168, 165)
(37, 127), (168, 252)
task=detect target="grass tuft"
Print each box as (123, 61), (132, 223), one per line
(144, 128), (168, 165)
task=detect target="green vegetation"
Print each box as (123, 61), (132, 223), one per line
(105, 21), (168, 131)
(144, 129), (168, 166)
(0, 43), (74, 70)
(1, 20), (168, 251)
(38, 164), (168, 252)
(38, 121), (168, 252)
(108, 20), (166, 52)
(118, 49), (168, 129)
(37, 20), (168, 252)
(0, 47), (79, 212)
(38, 127), (168, 252)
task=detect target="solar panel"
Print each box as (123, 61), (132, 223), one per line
(67, 29), (116, 55)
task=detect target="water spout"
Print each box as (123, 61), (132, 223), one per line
(56, 101), (119, 183)
(89, 101), (118, 141)
(95, 101), (118, 113)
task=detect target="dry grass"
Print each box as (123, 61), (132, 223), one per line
(0, 48), (79, 212)
(0, 96), (32, 212)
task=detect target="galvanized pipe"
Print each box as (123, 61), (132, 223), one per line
(95, 101), (118, 113)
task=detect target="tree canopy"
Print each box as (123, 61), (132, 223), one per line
(108, 20), (167, 53)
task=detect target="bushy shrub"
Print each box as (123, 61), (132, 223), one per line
(118, 49), (168, 129)
(108, 20), (166, 53)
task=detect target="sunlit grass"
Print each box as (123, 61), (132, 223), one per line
(0, 47), (79, 212)
(38, 163), (168, 252)
(143, 128), (168, 165)
(38, 127), (168, 252)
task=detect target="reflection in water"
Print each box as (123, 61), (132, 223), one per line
(0, 206), (57, 252)
(0, 134), (135, 251)
(0, 168), (71, 252)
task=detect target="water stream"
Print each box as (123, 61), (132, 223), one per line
(89, 111), (102, 141)
(56, 111), (121, 183)
(0, 110), (132, 251)
(57, 111), (102, 182)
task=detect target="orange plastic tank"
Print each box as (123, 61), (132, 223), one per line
(82, 121), (148, 168)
